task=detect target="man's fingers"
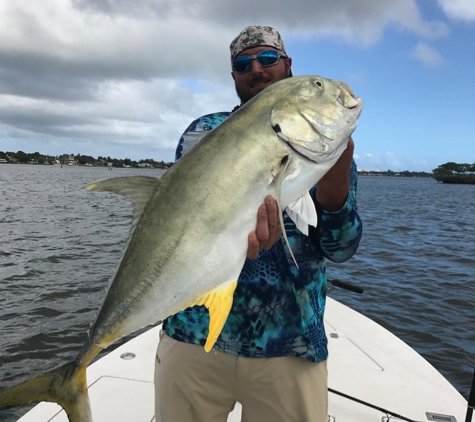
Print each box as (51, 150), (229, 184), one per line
(256, 196), (281, 250)
(247, 196), (282, 260)
(265, 196), (279, 247)
(247, 232), (260, 260)
(255, 203), (270, 247)
(269, 198), (281, 244)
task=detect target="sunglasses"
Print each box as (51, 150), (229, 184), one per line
(233, 50), (287, 73)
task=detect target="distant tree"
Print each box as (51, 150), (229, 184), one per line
(16, 151), (29, 163)
(459, 163), (473, 174)
(58, 154), (69, 164)
(31, 152), (47, 164)
(111, 159), (123, 167)
(433, 162), (463, 175)
(77, 155), (95, 165)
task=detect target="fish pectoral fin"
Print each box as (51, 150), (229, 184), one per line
(270, 155), (299, 268)
(187, 281), (238, 353)
(87, 176), (158, 222)
(285, 192), (318, 236)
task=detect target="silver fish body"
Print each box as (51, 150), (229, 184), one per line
(0, 75), (363, 422)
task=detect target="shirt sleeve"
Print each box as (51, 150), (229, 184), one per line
(313, 159), (363, 263)
(175, 112), (231, 162)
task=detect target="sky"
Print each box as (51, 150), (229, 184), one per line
(0, 0), (474, 171)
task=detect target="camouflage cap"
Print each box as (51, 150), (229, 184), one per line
(230, 26), (287, 61)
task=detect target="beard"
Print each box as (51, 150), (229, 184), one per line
(234, 69), (291, 105)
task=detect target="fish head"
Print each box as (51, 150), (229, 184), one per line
(270, 75), (363, 164)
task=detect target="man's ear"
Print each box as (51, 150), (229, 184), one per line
(286, 57), (293, 76)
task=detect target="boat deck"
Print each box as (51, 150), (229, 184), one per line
(17, 298), (468, 422)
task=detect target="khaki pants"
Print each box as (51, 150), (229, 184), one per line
(154, 332), (328, 422)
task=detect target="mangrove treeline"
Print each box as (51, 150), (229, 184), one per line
(433, 162), (475, 184)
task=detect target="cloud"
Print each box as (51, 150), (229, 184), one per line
(438, 0), (475, 21)
(356, 152), (433, 172)
(70, 0), (449, 45)
(0, 79), (237, 161)
(358, 152), (406, 171)
(0, 0), (449, 159)
(410, 42), (444, 67)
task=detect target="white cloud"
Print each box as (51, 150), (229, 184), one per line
(0, 0), (449, 159)
(0, 78), (237, 161)
(438, 0), (475, 21)
(356, 153), (439, 172)
(356, 152), (434, 172)
(410, 42), (444, 67)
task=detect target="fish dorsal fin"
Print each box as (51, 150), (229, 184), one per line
(271, 156), (299, 268)
(186, 281), (238, 352)
(285, 192), (318, 236)
(87, 176), (158, 223)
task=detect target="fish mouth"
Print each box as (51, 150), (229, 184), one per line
(336, 83), (361, 110)
(337, 94), (363, 110)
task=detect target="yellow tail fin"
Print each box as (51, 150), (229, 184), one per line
(0, 346), (102, 422)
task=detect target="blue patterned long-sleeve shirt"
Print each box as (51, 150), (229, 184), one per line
(164, 111), (363, 362)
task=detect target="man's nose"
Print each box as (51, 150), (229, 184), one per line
(250, 58), (264, 73)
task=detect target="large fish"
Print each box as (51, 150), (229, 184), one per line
(0, 75), (363, 422)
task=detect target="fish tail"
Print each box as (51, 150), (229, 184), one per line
(0, 357), (94, 422)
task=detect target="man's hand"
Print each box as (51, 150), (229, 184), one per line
(247, 195), (281, 260)
(315, 137), (354, 212)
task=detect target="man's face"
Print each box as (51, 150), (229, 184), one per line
(232, 46), (292, 105)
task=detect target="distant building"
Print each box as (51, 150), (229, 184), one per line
(0, 158), (7, 164)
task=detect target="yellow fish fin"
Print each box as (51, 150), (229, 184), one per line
(0, 356), (95, 422)
(187, 281), (238, 353)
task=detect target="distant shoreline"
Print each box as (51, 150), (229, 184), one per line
(2, 158), (474, 184)
(0, 160), (172, 170)
(433, 174), (475, 185)
(357, 170), (432, 178)
(0, 151), (173, 169)
(358, 173), (432, 178)
(0, 162), (169, 169)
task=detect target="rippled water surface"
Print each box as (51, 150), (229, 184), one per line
(0, 165), (474, 421)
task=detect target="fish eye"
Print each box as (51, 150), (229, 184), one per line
(314, 80), (323, 87)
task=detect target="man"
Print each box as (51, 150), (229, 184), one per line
(155, 26), (363, 422)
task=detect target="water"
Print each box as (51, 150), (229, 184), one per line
(0, 165), (474, 421)
(327, 175), (475, 400)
